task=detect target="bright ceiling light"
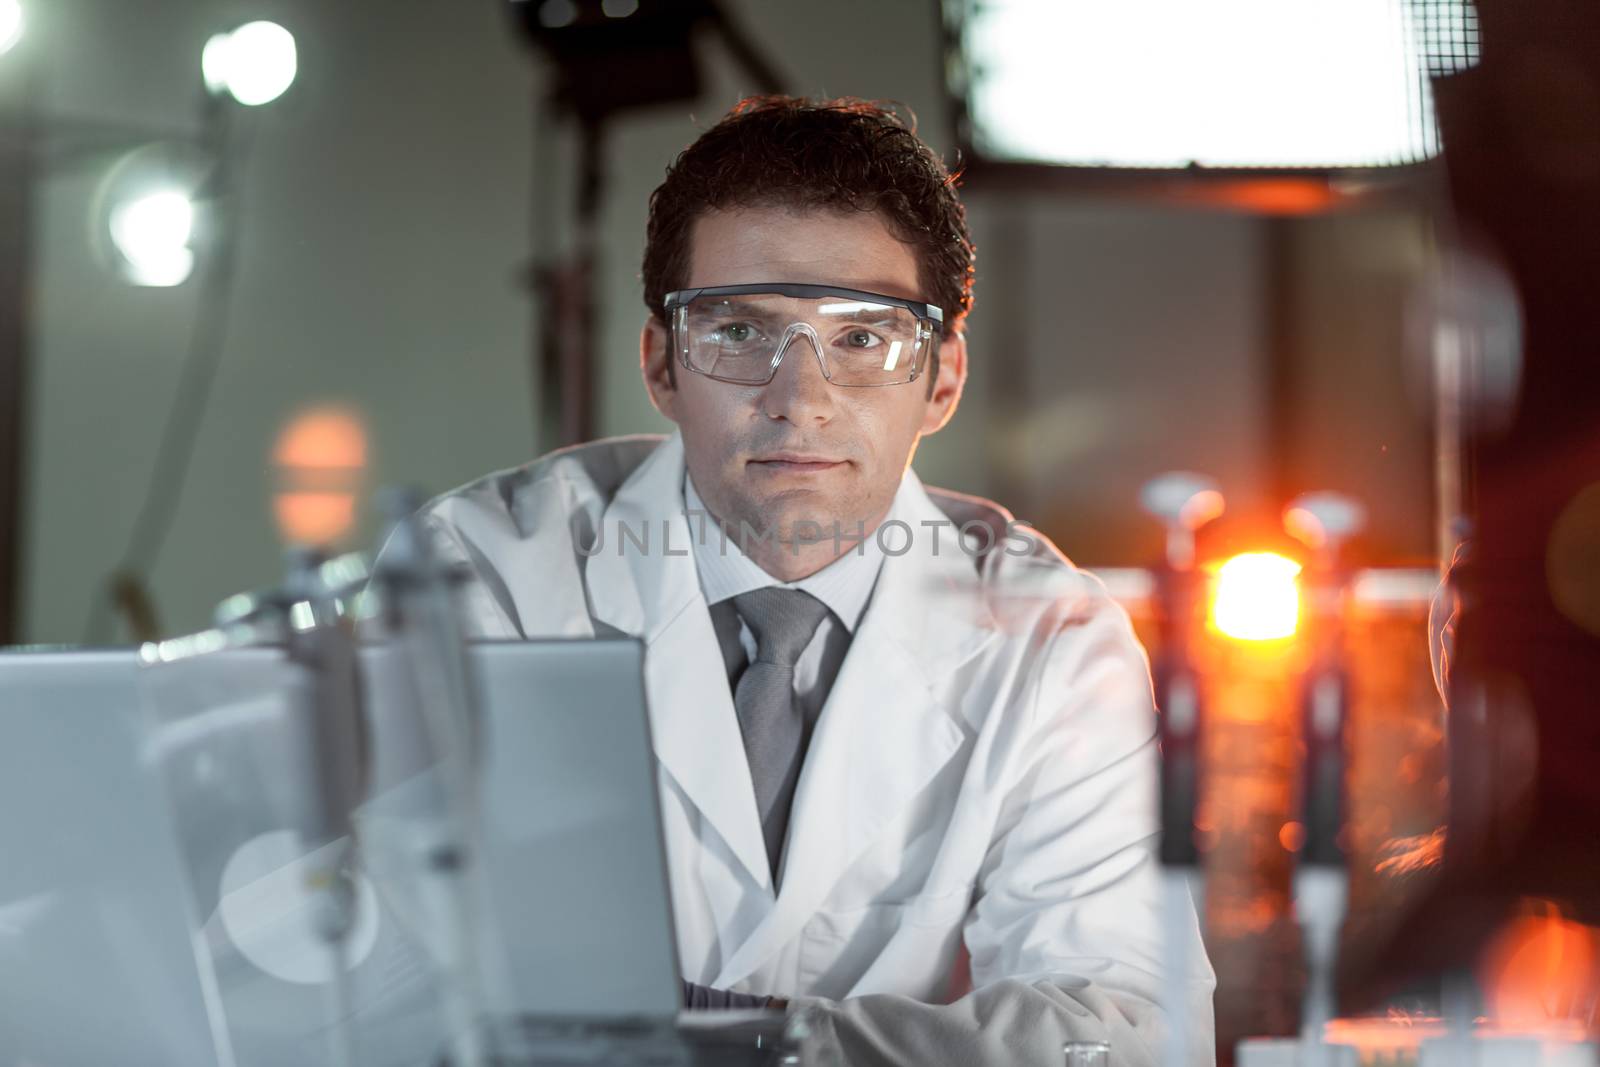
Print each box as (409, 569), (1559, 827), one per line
(959, 0), (1478, 168)
(0, 1), (23, 56)
(93, 142), (213, 287)
(1211, 552), (1302, 642)
(109, 190), (196, 287)
(203, 20), (297, 106)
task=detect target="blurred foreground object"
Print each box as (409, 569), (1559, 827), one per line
(1286, 495), (1365, 1067)
(142, 547), (373, 1067)
(366, 490), (490, 1067)
(1342, 0), (1600, 1025)
(1142, 471), (1225, 1067)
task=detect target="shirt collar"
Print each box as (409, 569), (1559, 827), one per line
(682, 473), (887, 633)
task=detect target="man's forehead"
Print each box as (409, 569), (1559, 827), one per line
(684, 205), (923, 302)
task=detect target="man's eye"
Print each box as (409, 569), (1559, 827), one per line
(843, 328), (883, 349)
(714, 322), (759, 344)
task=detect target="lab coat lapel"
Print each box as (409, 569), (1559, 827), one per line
(714, 473), (999, 988)
(583, 434), (775, 892)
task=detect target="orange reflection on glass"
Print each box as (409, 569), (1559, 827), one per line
(271, 406), (368, 546)
(1480, 902), (1600, 1029)
(1210, 552), (1302, 642)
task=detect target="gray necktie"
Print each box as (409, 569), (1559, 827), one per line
(730, 587), (831, 885)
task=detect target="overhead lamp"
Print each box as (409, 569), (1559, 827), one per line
(950, 0), (1481, 170)
(92, 142), (215, 288)
(109, 191), (196, 287)
(202, 20), (298, 106)
(0, 0), (22, 56)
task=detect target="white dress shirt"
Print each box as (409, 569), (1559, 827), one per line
(682, 472), (885, 721)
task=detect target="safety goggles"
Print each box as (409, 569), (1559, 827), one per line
(662, 283), (944, 388)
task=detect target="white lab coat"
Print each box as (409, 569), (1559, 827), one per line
(411, 432), (1215, 1066)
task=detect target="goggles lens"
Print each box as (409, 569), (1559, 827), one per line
(673, 290), (933, 387)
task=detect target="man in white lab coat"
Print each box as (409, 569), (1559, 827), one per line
(414, 97), (1214, 1065)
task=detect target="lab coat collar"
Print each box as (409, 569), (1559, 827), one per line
(585, 433), (1001, 955)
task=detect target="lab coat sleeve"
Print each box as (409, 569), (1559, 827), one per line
(793, 595), (1216, 1067)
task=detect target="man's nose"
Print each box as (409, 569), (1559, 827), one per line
(759, 329), (835, 424)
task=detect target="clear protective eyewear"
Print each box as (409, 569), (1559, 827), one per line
(663, 283), (944, 388)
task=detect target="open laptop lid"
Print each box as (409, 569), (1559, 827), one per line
(0, 650), (224, 1067)
(363, 639), (683, 1020)
(0, 638), (681, 1067)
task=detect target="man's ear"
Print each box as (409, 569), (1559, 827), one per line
(640, 317), (679, 422)
(920, 330), (967, 436)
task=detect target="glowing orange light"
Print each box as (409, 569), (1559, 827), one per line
(1480, 904), (1600, 1028)
(273, 406), (367, 470)
(1181, 178), (1346, 216)
(271, 406), (368, 546)
(1210, 552), (1302, 641)
(273, 491), (358, 547)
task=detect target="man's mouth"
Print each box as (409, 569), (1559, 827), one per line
(748, 452), (848, 473)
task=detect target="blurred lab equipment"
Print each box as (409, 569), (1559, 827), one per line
(1286, 493), (1364, 1067)
(1141, 470), (1225, 1067)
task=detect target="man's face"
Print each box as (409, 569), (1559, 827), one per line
(641, 206), (967, 574)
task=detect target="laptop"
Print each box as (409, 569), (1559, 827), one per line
(0, 639), (694, 1067)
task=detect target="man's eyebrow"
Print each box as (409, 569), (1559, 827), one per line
(820, 306), (904, 325)
(692, 299), (784, 317)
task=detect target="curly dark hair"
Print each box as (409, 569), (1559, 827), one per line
(642, 95), (976, 348)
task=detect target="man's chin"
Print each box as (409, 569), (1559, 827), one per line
(713, 476), (881, 546)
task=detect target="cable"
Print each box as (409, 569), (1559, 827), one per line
(81, 115), (254, 645)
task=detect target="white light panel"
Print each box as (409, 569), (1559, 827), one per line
(960, 0), (1476, 169)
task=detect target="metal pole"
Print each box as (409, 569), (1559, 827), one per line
(0, 46), (35, 645)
